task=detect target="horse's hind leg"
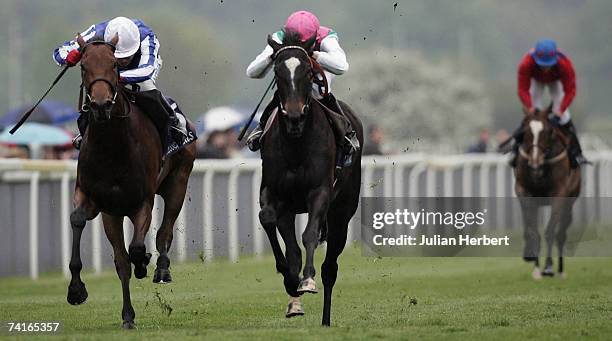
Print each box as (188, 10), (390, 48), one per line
(128, 198), (154, 279)
(102, 214), (136, 329)
(321, 206), (351, 327)
(67, 187), (98, 305)
(299, 188), (330, 294)
(154, 170), (190, 284)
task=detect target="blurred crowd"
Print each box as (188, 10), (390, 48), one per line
(0, 100), (515, 160)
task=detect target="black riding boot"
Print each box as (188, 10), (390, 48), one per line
(509, 125), (524, 168)
(321, 94), (360, 170)
(247, 92), (279, 152)
(561, 120), (588, 168)
(135, 89), (188, 145)
(72, 113), (89, 149)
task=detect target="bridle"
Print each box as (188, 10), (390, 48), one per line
(518, 120), (568, 165)
(79, 41), (127, 117)
(272, 45), (328, 116)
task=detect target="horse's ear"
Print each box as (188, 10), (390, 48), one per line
(304, 33), (317, 55)
(110, 33), (119, 47)
(545, 102), (554, 114)
(76, 34), (86, 48)
(267, 34), (282, 55)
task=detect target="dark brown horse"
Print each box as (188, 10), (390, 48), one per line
(258, 31), (363, 326)
(66, 35), (196, 328)
(514, 106), (580, 279)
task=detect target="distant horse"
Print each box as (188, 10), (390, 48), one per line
(514, 105), (580, 279)
(258, 31), (363, 326)
(66, 35), (196, 328)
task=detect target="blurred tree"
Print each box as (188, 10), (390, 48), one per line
(16, 1), (233, 121)
(336, 48), (492, 150)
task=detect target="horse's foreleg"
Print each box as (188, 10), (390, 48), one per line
(299, 188), (330, 294)
(557, 208), (572, 278)
(276, 212), (304, 317)
(543, 200), (564, 277)
(67, 188), (98, 305)
(128, 198), (154, 279)
(102, 214), (135, 329)
(520, 199), (541, 278)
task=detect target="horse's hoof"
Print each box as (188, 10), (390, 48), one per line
(153, 268), (172, 284)
(134, 264), (148, 279)
(67, 281), (88, 305)
(122, 321), (136, 329)
(531, 267), (542, 280)
(523, 256), (538, 263)
(559, 272), (567, 279)
(541, 267), (555, 277)
(285, 297), (304, 318)
(297, 277), (318, 294)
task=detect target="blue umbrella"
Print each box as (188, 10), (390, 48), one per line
(0, 100), (79, 126)
(0, 122), (74, 146)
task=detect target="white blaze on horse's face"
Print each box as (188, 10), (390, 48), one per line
(284, 57), (301, 92)
(529, 120), (544, 161)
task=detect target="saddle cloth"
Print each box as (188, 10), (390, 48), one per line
(164, 97), (197, 159)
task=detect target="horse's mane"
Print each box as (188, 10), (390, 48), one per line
(282, 29), (305, 46)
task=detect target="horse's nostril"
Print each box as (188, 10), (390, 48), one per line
(105, 100), (113, 108)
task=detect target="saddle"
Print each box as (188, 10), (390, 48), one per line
(79, 85), (197, 159)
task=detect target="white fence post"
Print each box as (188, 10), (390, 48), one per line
(29, 172), (40, 280)
(176, 198), (187, 263)
(228, 168), (240, 263)
(92, 215), (102, 275)
(60, 172), (70, 278)
(203, 169), (215, 262)
(252, 169), (263, 259)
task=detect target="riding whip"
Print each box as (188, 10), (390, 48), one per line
(9, 65), (70, 134)
(237, 77), (276, 141)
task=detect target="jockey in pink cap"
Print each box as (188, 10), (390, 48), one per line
(245, 10), (359, 163)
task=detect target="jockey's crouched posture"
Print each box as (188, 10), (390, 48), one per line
(511, 39), (586, 168)
(245, 11), (360, 169)
(53, 16), (188, 149)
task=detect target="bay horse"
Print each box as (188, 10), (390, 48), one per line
(258, 31), (363, 326)
(514, 105), (580, 279)
(66, 35), (196, 328)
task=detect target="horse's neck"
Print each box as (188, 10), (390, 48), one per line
(543, 130), (567, 159)
(87, 94), (133, 150)
(279, 104), (332, 165)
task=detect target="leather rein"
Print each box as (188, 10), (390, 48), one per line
(78, 41), (130, 118)
(518, 125), (570, 165)
(272, 45), (329, 116)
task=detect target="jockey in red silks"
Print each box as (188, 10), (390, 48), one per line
(54, 17), (188, 149)
(511, 39), (586, 168)
(245, 10), (359, 167)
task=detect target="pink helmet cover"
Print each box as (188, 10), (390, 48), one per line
(285, 10), (320, 42)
